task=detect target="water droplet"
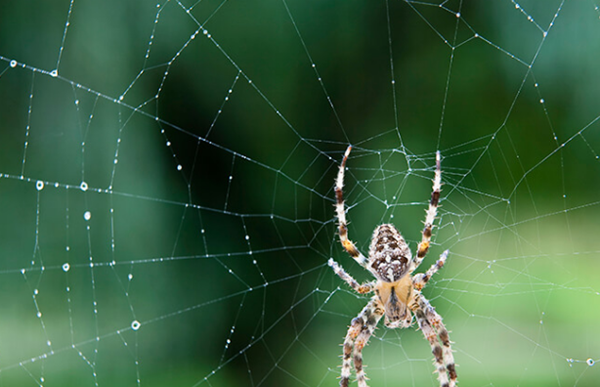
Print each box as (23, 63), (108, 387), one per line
(80, 181), (88, 191)
(36, 181), (44, 191)
(62, 263), (70, 272)
(50, 69), (58, 77)
(84, 211), (91, 221)
(587, 358), (595, 366)
(177, 165), (182, 171)
(10, 60), (17, 68)
(131, 320), (141, 330)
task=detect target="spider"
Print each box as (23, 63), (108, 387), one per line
(328, 146), (457, 387)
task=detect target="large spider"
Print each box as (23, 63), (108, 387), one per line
(328, 146), (457, 387)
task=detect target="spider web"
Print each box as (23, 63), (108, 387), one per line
(0, 0), (599, 386)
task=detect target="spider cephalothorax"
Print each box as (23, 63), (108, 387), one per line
(328, 146), (456, 387)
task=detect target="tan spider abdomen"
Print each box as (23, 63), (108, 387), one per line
(368, 224), (412, 283)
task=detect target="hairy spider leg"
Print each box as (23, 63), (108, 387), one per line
(410, 292), (456, 387)
(340, 297), (384, 387)
(328, 258), (374, 294)
(410, 151), (442, 274)
(335, 145), (369, 268)
(412, 302), (449, 387)
(412, 250), (448, 291)
(418, 293), (457, 386)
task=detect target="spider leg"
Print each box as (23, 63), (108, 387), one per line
(418, 293), (457, 387)
(339, 297), (384, 387)
(412, 250), (448, 291)
(328, 258), (374, 294)
(341, 315), (363, 387)
(410, 151), (442, 274)
(353, 309), (384, 387)
(410, 293), (457, 387)
(335, 145), (369, 268)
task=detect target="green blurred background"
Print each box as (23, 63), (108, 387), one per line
(1, 0), (599, 386)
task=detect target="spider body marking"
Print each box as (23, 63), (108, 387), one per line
(329, 146), (456, 387)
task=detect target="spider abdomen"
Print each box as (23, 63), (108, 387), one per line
(368, 224), (412, 282)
